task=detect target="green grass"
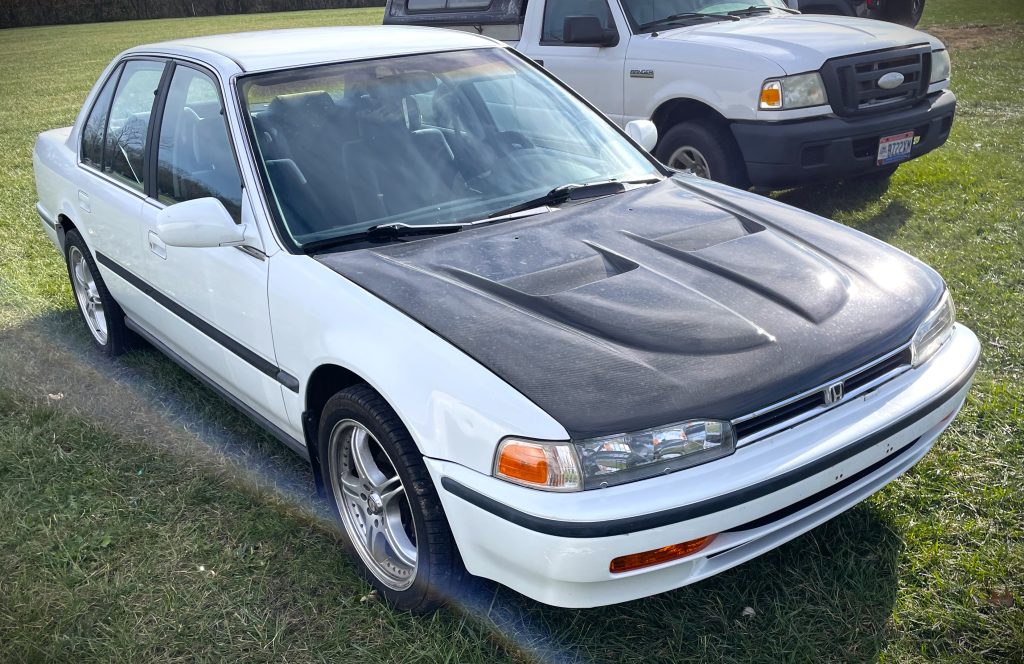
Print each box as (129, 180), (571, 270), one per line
(0, 1), (1022, 661)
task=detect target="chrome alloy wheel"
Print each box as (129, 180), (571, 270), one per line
(328, 419), (417, 590)
(668, 145), (712, 179)
(68, 246), (108, 345)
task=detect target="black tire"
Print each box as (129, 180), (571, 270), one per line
(882, 0), (925, 27)
(655, 120), (750, 189)
(318, 384), (464, 612)
(64, 230), (134, 357)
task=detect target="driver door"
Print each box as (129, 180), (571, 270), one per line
(137, 61), (290, 430)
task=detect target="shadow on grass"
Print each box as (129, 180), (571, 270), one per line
(776, 175), (912, 242)
(2, 309), (906, 664)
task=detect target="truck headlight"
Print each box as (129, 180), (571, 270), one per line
(759, 72), (827, 110)
(575, 420), (735, 489)
(930, 49), (951, 83)
(911, 290), (955, 367)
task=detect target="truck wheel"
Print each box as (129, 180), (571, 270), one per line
(656, 121), (750, 189)
(64, 230), (133, 357)
(882, 0), (925, 27)
(318, 384), (464, 612)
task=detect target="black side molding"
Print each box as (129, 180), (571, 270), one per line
(441, 359), (976, 539)
(95, 251), (300, 393)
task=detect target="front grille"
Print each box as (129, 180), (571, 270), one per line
(733, 345), (913, 443)
(821, 45), (931, 116)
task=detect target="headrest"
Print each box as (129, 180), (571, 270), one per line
(268, 91), (335, 119)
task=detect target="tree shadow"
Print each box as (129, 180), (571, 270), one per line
(774, 176), (912, 242)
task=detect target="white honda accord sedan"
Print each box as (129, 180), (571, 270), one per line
(33, 26), (980, 611)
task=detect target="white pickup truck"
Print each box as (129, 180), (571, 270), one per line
(385, 0), (954, 189)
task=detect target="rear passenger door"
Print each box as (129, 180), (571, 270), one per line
(136, 62), (290, 430)
(80, 58), (168, 323)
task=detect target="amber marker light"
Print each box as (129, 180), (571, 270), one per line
(494, 438), (582, 491)
(610, 535), (717, 573)
(759, 80), (783, 109)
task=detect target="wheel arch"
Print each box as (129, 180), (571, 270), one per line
(56, 213), (77, 251)
(303, 362), (375, 496)
(650, 97), (731, 149)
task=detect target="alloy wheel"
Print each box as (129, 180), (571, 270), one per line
(668, 145), (712, 179)
(69, 245), (108, 345)
(328, 419), (418, 590)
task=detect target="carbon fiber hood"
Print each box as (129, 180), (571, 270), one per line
(316, 178), (944, 439)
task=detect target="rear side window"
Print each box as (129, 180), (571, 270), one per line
(81, 65), (121, 168)
(104, 60), (165, 191)
(407, 0), (491, 11)
(156, 66), (242, 222)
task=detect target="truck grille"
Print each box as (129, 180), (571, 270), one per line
(821, 45), (931, 117)
(733, 344), (913, 444)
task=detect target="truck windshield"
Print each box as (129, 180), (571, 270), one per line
(237, 48), (661, 250)
(623, 0), (792, 32)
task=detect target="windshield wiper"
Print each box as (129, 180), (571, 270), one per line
(640, 12), (739, 30)
(487, 178), (659, 219)
(302, 222), (464, 253)
(727, 5), (799, 16)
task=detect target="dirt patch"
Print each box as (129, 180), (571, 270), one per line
(928, 25), (1013, 50)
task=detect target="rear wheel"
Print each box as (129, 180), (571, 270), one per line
(64, 230), (133, 357)
(318, 385), (464, 612)
(655, 120), (750, 189)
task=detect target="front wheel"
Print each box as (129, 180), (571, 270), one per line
(318, 385), (464, 612)
(655, 120), (750, 189)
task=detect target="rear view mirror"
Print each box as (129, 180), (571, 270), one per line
(155, 197), (245, 248)
(563, 16), (619, 47)
(625, 120), (658, 152)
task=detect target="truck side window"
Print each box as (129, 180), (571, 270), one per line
(407, 0), (491, 10)
(542, 0), (614, 43)
(156, 66), (242, 222)
(103, 60), (165, 191)
(81, 64), (122, 169)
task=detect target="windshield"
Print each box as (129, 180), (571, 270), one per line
(622, 0), (791, 31)
(238, 48), (661, 249)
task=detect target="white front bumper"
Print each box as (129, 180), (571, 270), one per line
(427, 325), (980, 608)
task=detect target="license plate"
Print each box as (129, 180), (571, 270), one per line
(877, 131), (914, 165)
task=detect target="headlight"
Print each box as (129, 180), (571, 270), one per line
(930, 49), (951, 83)
(494, 438), (582, 491)
(759, 72), (828, 110)
(575, 420), (735, 489)
(911, 290), (955, 367)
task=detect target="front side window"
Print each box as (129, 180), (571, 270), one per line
(238, 47), (660, 249)
(81, 64), (121, 168)
(104, 60), (165, 190)
(156, 65), (242, 221)
(542, 0), (614, 43)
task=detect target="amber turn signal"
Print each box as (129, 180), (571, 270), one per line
(493, 438), (582, 491)
(759, 80), (782, 109)
(610, 535), (717, 573)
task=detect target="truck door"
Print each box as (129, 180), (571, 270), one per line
(519, 0), (629, 125)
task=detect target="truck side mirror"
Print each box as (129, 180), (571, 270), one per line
(563, 15), (619, 47)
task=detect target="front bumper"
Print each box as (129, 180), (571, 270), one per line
(428, 324), (980, 608)
(731, 89), (956, 189)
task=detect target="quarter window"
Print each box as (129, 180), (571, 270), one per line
(104, 60), (165, 190)
(541, 0), (614, 43)
(81, 65), (121, 168)
(156, 66), (242, 221)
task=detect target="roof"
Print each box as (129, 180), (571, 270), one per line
(135, 26), (499, 73)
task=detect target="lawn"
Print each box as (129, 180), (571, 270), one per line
(0, 1), (1021, 661)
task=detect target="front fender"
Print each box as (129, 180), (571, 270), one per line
(268, 253), (569, 475)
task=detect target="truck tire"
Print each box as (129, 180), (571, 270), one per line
(64, 229), (134, 357)
(882, 0), (925, 27)
(318, 384), (465, 612)
(655, 120), (750, 189)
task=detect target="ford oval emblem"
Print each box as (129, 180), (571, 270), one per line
(877, 72), (905, 90)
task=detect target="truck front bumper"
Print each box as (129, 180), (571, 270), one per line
(428, 324), (980, 608)
(732, 89), (956, 189)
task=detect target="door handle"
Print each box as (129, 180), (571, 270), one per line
(77, 190), (91, 213)
(148, 231), (167, 259)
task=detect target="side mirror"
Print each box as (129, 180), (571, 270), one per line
(155, 197), (245, 248)
(563, 16), (619, 47)
(625, 120), (658, 152)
